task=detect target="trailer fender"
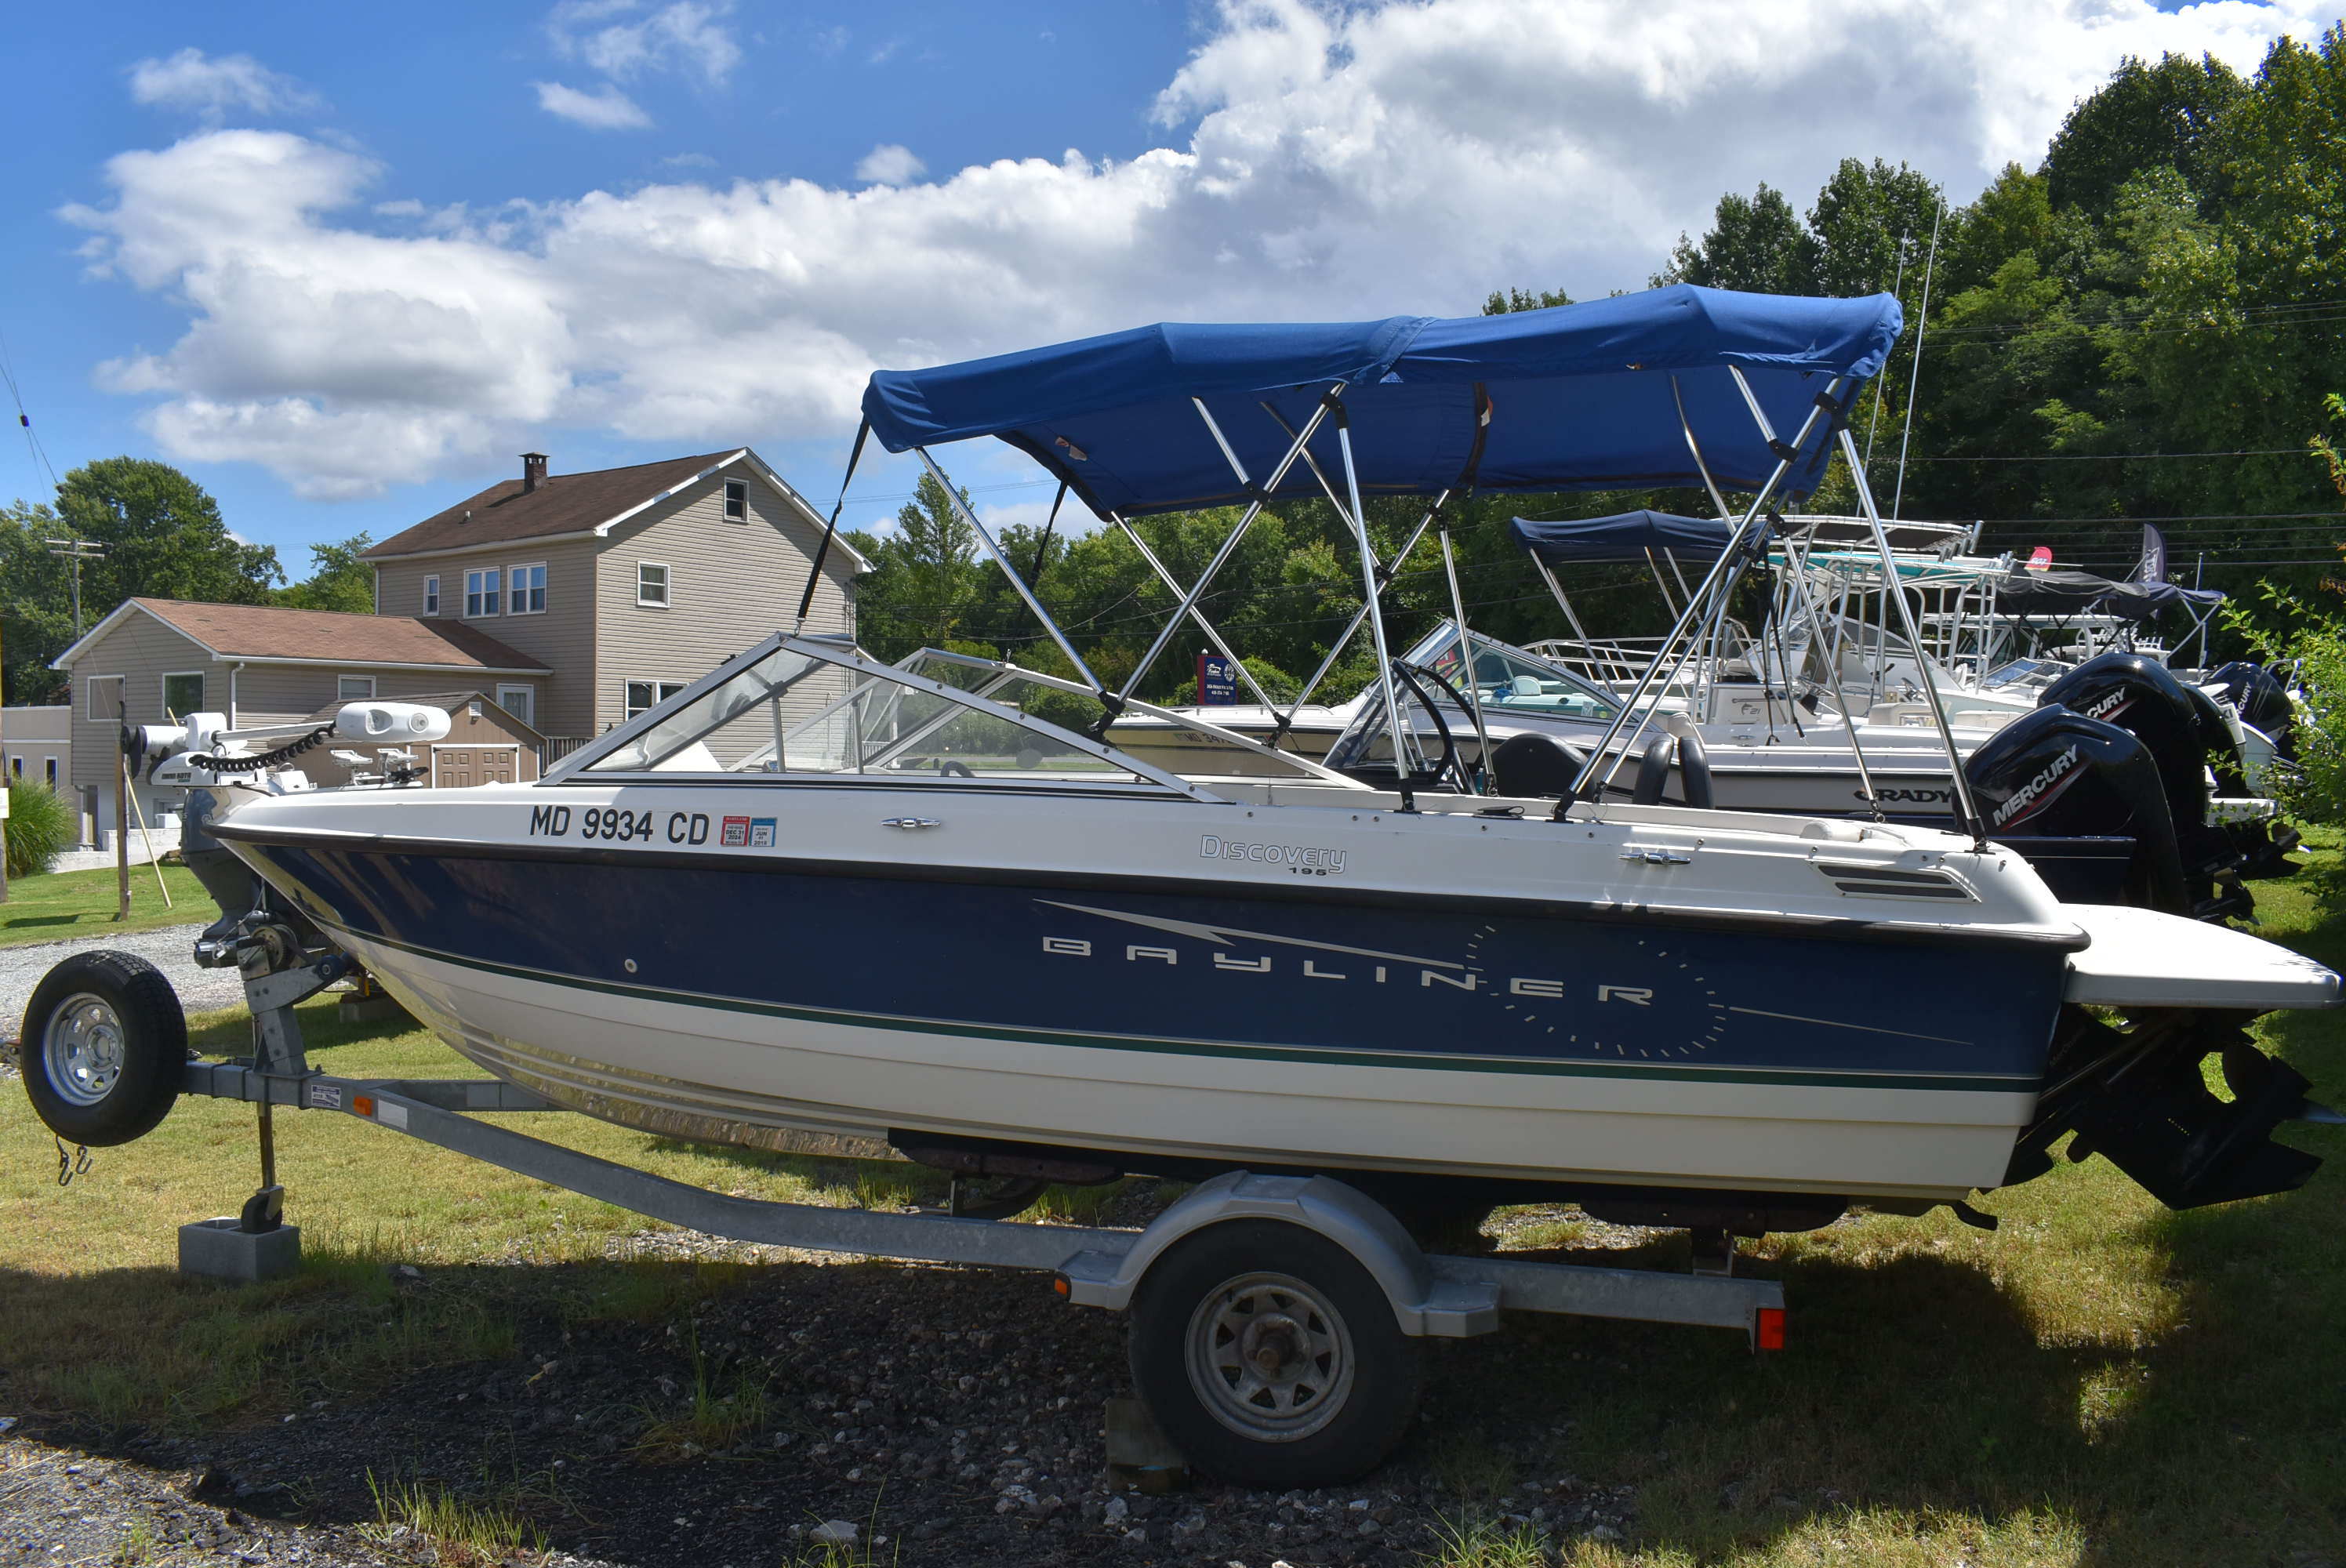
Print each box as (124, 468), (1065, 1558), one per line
(1055, 1171), (1502, 1338)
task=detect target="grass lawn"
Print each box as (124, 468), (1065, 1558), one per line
(1, 842), (2342, 1566)
(0, 862), (208, 947)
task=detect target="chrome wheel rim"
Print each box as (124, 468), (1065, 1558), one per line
(1184, 1270), (1356, 1442)
(43, 993), (127, 1107)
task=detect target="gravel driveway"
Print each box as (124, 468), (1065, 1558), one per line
(0, 924), (246, 1029)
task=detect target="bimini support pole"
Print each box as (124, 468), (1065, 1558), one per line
(1670, 390), (1886, 816)
(1563, 376), (1849, 817)
(1838, 424), (1988, 845)
(915, 448), (1108, 697)
(1714, 368), (1885, 812)
(1115, 393), (1338, 704)
(1107, 513), (1282, 712)
(1437, 525), (1493, 791)
(796, 419), (870, 633)
(1330, 391), (1422, 795)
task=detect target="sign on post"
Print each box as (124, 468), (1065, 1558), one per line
(1197, 652), (1240, 706)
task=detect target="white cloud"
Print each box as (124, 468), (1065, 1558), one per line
(67, 0), (2346, 499)
(126, 49), (320, 123)
(533, 80), (655, 129)
(853, 143), (927, 186)
(548, 0), (741, 85)
(661, 151), (717, 168)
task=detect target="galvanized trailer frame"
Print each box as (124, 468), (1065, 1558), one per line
(182, 928), (1787, 1348)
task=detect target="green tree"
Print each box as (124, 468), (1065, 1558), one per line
(1806, 158), (1945, 299)
(0, 460), (279, 704)
(1483, 286), (1573, 315)
(2039, 52), (2245, 216)
(53, 457), (281, 607)
(275, 532), (377, 614)
(1656, 183), (1815, 294)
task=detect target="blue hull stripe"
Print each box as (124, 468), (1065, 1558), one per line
(334, 921), (2042, 1095)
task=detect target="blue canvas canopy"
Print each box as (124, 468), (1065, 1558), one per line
(861, 285), (1901, 520)
(1506, 510), (1767, 566)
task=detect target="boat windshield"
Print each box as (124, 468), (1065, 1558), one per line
(556, 636), (1353, 793)
(1401, 623), (1621, 722)
(564, 637), (1189, 790)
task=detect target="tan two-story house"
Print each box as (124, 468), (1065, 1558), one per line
(364, 448), (866, 742)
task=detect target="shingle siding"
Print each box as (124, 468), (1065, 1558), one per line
(373, 539), (597, 735)
(66, 615), (220, 791)
(590, 470), (857, 734)
(230, 665), (540, 728)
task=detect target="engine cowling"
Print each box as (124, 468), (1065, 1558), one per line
(1964, 705), (2188, 915)
(2036, 653), (2250, 920)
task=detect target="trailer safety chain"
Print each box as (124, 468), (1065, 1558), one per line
(53, 1134), (91, 1188)
(187, 725), (335, 775)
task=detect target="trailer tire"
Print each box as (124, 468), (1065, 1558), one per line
(20, 951), (186, 1146)
(1128, 1219), (1422, 1489)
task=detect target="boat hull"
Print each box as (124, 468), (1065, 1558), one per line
(221, 824), (2069, 1202)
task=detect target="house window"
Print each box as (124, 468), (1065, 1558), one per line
(9, 758), (20, 780)
(495, 684), (535, 726)
(162, 671), (205, 720)
(44, 757), (57, 788)
(507, 561), (547, 615)
(623, 680), (692, 720)
(86, 675), (124, 720)
(338, 675), (377, 702)
(722, 478), (748, 521)
(636, 561), (670, 607)
(464, 567), (501, 617)
(423, 575), (441, 615)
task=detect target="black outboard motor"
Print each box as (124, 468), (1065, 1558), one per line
(2201, 661), (2304, 877)
(2209, 660), (2297, 760)
(1963, 706), (2188, 913)
(2036, 654), (2251, 920)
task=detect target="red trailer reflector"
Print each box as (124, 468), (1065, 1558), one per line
(1755, 1305), (1786, 1352)
(352, 1094), (375, 1118)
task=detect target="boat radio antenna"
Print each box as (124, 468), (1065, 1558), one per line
(1889, 199), (1944, 523)
(1862, 228), (1910, 477)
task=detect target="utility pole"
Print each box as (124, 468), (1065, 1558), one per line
(43, 537), (106, 640)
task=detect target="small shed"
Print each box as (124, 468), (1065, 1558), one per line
(300, 691), (548, 789)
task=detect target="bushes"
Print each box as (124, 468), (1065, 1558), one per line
(2280, 628), (2346, 829)
(5, 779), (76, 879)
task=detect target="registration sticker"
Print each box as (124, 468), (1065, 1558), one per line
(720, 815), (750, 847)
(747, 818), (776, 848)
(307, 1082), (343, 1110)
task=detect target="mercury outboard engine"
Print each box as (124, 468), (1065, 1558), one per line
(2208, 660), (2298, 760)
(1963, 706), (2188, 913)
(2036, 653), (2252, 920)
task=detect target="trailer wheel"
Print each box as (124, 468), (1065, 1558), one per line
(20, 951), (186, 1146)
(1128, 1219), (1422, 1488)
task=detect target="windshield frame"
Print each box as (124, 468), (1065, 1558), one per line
(545, 634), (1220, 797)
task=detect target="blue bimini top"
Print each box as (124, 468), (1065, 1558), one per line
(1506, 509), (1770, 566)
(860, 285), (1902, 520)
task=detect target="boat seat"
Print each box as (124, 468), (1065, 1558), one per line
(1489, 732), (1588, 799)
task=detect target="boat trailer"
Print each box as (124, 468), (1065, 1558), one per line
(32, 919), (1786, 1488)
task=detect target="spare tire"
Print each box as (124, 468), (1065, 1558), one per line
(20, 950), (187, 1146)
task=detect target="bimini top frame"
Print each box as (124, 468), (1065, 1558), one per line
(809, 285), (1943, 819)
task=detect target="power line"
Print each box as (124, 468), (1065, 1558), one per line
(0, 327), (61, 495)
(1909, 447), (2315, 462)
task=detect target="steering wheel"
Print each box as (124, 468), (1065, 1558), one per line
(938, 760), (975, 778)
(1385, 660), (1464, 793)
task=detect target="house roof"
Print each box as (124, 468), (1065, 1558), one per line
(50, 598), (550, 674)
(362, 448), (873, 572)
(304, 690), (547, 742)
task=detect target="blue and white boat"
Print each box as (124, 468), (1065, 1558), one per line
(197, 287), (2339, 1221)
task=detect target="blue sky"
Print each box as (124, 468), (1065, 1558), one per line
(3, 0), (2335, 575)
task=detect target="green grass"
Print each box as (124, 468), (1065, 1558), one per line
(0, 862), (208, 947)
